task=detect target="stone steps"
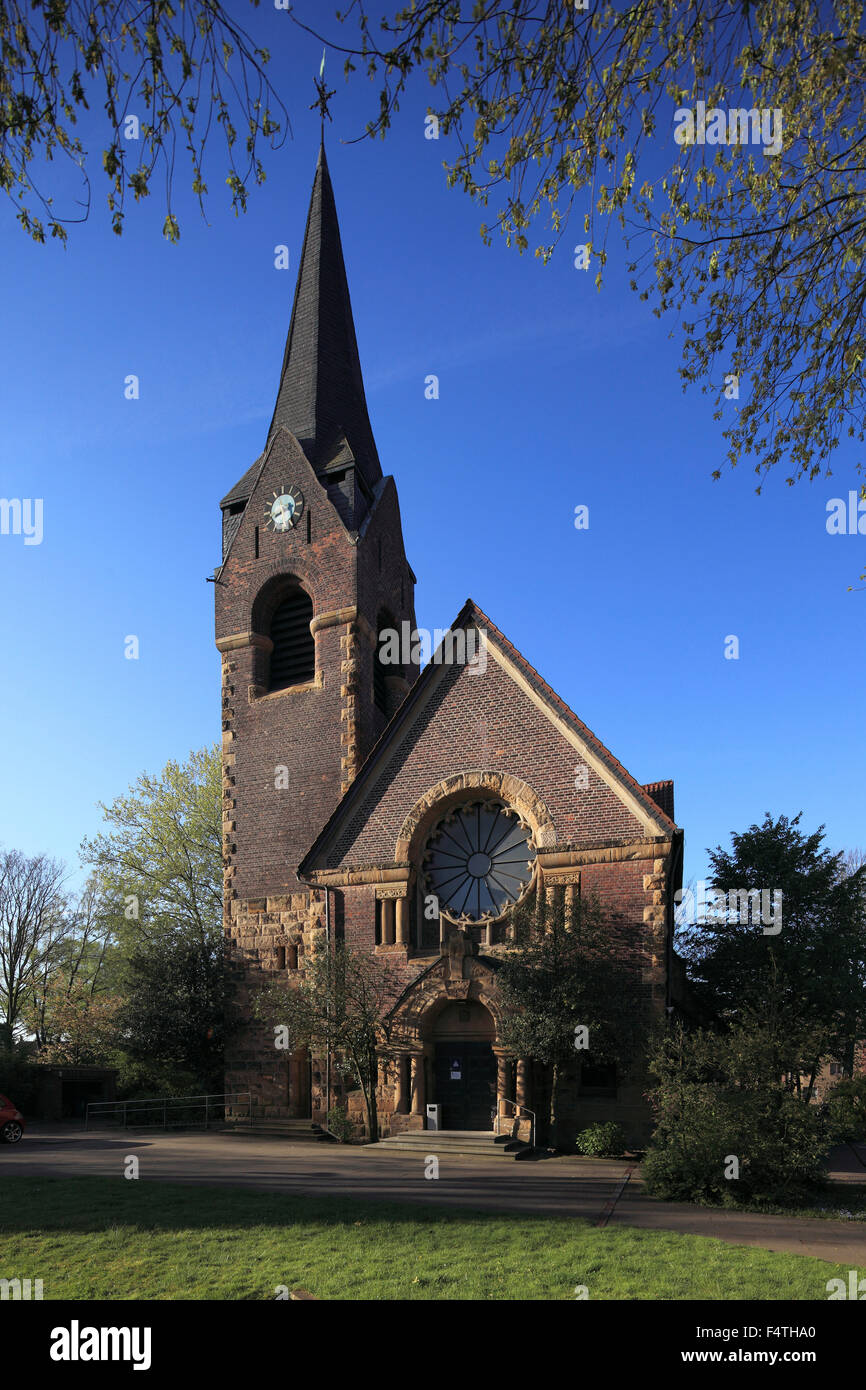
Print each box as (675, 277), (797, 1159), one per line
(371, 1130), (532, 1159)
(223, 1118), (334, 1141)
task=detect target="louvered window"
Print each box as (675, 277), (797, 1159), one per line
(269, 589), (314, 690)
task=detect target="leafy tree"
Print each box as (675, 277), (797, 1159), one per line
(325, 0), (866, 493)
(1, 0), (286, 242)
(11, 2), (866, 510)
(25, 875), (117, 1046)
(822, 1074), (866, 1143)
(0, 849), (67, 1048)
(643, 1014), (828, 1207)
(111, 1056), (203, 1101)
(496, 889), (646, 1148)
(80, 745), (222, 955)
(38, 983), (122, 1066)
(254, 940), (404, 1142)
(115, 934), (231, 1093)
(678, 812), (866, 1096)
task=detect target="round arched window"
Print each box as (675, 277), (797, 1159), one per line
(269, 587), (314, 690)
(422, 800), (536, 923)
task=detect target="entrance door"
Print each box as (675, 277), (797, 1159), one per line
(433, 1041), (496, 1130)
(289, 1049), (312, 1118)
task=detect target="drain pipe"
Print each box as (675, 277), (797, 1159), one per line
(666, 829), (685, 1018)
(324, 888), (331, 1125)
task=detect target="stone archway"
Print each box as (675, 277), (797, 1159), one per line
(394, 771), (557, 863)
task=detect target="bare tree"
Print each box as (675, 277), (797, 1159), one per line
(841, 848), (866, 881)
(0, 849), (67, 1049)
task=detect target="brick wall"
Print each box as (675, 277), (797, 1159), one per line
(216, 427), (418, 1111)
(217, 430), (417, 899)
(320, 656), (647, 870)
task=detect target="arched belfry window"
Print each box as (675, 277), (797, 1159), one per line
(269, 587), (314, 690)
(374, 609), (400, 714)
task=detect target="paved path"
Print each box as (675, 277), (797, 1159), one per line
(4, 1128), (865, 1266)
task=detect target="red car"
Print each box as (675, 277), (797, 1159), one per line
(0, 1095), (24, 1144)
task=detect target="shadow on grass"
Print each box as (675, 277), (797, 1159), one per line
(0, 1175), (592, 1237)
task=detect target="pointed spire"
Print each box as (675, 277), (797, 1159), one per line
(266, 142), (381, 487)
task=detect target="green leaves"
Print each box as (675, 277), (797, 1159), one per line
(3, 0), (285, 241)
(80, 744), (222, 955)
(644, 1016), (829, 1207)
(115, 934), (230, 1089)
(679, 811), (866, 1088)
(348, 0), (866, 485)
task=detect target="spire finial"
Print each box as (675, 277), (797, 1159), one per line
(310, 49), (335, 137)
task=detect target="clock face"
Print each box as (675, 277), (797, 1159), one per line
(265, 486), (304, 532)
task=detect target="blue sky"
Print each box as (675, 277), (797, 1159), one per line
(1, 7), (863, 893)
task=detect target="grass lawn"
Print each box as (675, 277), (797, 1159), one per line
(0, 1177), (852, 1300)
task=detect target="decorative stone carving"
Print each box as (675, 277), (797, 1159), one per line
(445, 925), (476, 981)
(444, 980), (472, 1000)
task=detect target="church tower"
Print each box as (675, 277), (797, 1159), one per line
(215, 145), (417, 1115)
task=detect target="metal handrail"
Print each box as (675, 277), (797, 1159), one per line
(85, 1092), (252, 1132)
(494, 1095), (536, 1150)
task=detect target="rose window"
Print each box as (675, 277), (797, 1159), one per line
(422, 800), (536, 923)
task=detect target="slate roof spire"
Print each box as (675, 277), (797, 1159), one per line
(266, 141), (381, 487)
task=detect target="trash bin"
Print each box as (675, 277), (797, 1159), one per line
(425, 1103), (442, 1131)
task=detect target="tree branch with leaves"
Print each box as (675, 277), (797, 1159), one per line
(0, 0), (287, 242)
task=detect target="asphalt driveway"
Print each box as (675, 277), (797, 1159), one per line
(3, 1126), (865, 1266)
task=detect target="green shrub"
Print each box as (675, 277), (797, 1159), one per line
(575, 1121), (626, 1157)
(643, 1083), (827, 1207)
(823, 1076), (866, 1144)
(644, 1023), (828, 1208)
(112, 1057), (201, 1100)
(326, 1106), (355, 1143)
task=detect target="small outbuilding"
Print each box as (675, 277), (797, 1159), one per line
(31, 1065), (117, 1121)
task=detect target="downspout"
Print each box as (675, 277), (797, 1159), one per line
(325, 888), (331, 1123)
(666, 829), (685, 1017)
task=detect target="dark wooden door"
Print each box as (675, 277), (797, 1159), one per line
(433, 1041), (496, 1130)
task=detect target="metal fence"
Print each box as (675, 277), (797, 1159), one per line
(85, 1092), (252, 1132)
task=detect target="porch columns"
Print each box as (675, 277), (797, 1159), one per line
(410, 1053), (425, 1117)
(516, 1057), (530, 1109)
(544, 884), (556, 931)
(496, 1053), (510, 1118)
(381, 898), (396, 945)
(395, 896), (408, 945)
(534, 872), (545, 932)
(395, 1055), (410, 1114)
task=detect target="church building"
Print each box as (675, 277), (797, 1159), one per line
(215, 145), (685, 1146)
